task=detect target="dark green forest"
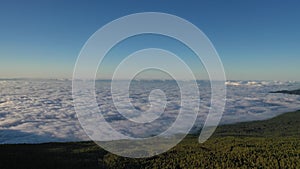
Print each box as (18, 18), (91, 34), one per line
(1, 110), (300, 169)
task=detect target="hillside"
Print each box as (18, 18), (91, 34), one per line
(1, 111), (300, 169)
(271, 89), (300, 95)
(214, 110), (300, 138)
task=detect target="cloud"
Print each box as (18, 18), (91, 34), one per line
(0, 80), (299, 143)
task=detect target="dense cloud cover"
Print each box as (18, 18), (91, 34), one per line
(0, 80), (299, 143)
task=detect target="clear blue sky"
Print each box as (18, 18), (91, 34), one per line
(0, 0), (299, 80)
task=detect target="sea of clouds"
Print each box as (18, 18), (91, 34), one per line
(0, 79), (300, 143)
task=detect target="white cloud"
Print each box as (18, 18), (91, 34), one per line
(0, 79), (299, 143)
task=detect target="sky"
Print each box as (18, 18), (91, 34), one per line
(0, 0), (299, 80)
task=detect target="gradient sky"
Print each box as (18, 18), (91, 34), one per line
(0, 0), (299, 80)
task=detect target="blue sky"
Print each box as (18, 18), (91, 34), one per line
(0, 0), (299, 80)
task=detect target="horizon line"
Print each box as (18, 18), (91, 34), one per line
(0, 77), (299, 82)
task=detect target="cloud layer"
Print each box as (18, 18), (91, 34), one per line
(0, 80), (299, 143)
